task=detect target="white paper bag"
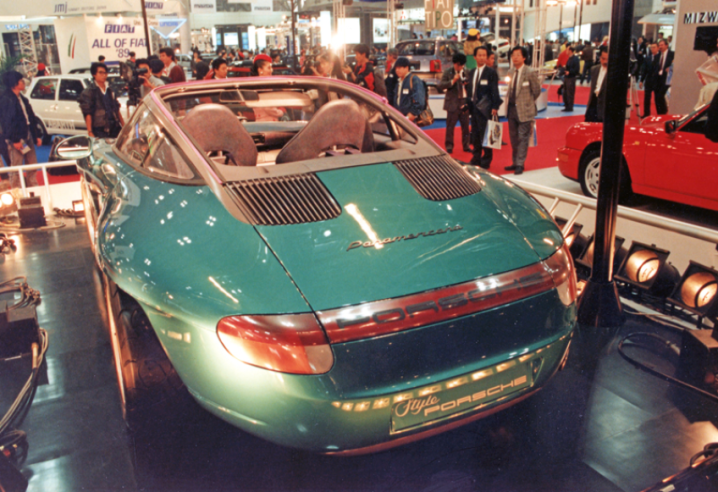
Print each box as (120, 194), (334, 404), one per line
(482, 117), (503, 150)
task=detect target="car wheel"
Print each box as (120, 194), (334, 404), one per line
(116, 294), (199, 433)
(579, 149), (634, 204)
(579, 150), (601, 199)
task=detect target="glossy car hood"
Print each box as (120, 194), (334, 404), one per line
(255, 162), (560, 311)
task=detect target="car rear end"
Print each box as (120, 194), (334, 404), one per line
(166, 160), (577, 454)
(395, 39), (451, 90)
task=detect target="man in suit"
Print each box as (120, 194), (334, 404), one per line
(504, 46), (541, 175)
(465, 47), (502, 168)
(437, 53), (470, 153)
(653, 39), (673, 115)
(585, 46), (608, 122)
(562, 46), (580, 112)
(640, 42), (658, 116)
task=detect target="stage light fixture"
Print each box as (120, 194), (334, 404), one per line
(667, 262), (718, 321)
(616, 241), (679, 297)
(554, 216), (586, 260)
(72, 200), (85, 214)
(575, 234), (626, 280)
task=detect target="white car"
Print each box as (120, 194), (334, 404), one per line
(480, 34), (511, 58)
(25, 74), (130, 142)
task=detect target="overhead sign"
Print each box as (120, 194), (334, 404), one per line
(425, 0), (454, 30)
(88, 17), (148, 62)
(683, 11), (718, 24)
(149, 18), (187, 38)
(191, 0), (216, 14)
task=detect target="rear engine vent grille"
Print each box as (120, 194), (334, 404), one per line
(394, 156), (481, 201)
(226, 174), (341, 225)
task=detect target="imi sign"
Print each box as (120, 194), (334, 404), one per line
(425, 0), (454, 30)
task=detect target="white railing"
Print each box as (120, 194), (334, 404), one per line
(510, 179), (718, 245)
(0, 161), (79, 213)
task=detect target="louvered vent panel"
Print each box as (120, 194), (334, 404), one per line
(226, 174), (341, 225)
(394, 156), (481, 201)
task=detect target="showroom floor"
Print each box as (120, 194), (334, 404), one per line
(2, 219), (718, 492)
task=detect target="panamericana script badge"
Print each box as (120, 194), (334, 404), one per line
(347, 225), (463, 251)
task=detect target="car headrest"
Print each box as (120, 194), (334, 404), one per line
(275, 99), (368, 165)
(182, 103), (257, 167)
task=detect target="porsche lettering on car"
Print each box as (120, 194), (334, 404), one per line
(59, 75), (577, 454)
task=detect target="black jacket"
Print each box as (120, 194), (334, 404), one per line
(437, 66), (467, 112)
(643, 50), (673, 89)
(78, 82), (121, 129)
(465, 66), (502, 119)
(0, 90), (40, 144)
(707, 89), (718, 143)
(564, 55), (580, 78)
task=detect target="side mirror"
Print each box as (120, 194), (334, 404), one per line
(55, 135), (92, 160)
(664, 120), (677, 135)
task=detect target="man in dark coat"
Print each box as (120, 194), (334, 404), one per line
(78, 62), (125, 138)
(0, 71), (41, 187)
(706, 88), (718, 143)
(579, 41), (594, 84)
(652, 39), (674, 115)
(585, 46), (608, 123)
(437, 53), (470, 153)
(465, 46), (502, 169)
(562, 46), (580, 111)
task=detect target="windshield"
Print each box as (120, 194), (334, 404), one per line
(676, 106), (705, 127)
(397, 41), (436, 56)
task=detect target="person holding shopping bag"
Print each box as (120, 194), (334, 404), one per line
(465, 46), (502, 169)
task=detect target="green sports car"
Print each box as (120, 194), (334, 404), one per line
(60, 76), (577, 454)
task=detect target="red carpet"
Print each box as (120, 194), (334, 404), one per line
(424, 115), (585, 175)
(36, 171), (81, 186)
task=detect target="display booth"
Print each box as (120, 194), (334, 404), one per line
(672, 0), (718, 114)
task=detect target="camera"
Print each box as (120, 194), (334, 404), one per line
(120, 62), (148, 107)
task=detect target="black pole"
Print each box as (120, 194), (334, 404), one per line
(291, 0), (298, 71)
(576, 0), (634, 330)
(141, 0), (152, 56)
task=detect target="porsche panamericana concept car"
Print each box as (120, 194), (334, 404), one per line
(61, 76), (577, 454)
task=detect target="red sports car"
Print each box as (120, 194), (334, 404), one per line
(557, 105), (718, 212)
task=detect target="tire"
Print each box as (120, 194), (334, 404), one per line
(578, 149), (601, 199)
(115, 294), (198, 433)
(578, 149), (634, 204)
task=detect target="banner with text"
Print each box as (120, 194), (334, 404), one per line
(86, 16), (149, 64)
(192, 0), (217, 14)
(425, 0), (454, 30)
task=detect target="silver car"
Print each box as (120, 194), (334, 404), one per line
(394, 39), (463, 90)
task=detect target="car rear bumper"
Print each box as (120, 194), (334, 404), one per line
(163, 288), (575, 453)
(557, 146), (582, 181)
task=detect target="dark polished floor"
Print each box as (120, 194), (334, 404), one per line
(2, 220), (717, 492)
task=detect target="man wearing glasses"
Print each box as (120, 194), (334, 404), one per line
(78, 62), (124, 138)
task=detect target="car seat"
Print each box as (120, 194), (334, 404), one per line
(275, 99), (372, 164)
(182, 103), (257, 166)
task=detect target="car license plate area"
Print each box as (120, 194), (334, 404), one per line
(390, 361), (532, 433)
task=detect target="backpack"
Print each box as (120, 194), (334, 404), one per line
(408, 75), (434, 126)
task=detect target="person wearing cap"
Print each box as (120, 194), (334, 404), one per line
(252, 54), (274, 76)
(464, 29), (482, 71)
(389, 57), (426, 123)
(36, 63), (50, 76)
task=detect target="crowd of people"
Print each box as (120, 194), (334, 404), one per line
(2, 30), (717, 186)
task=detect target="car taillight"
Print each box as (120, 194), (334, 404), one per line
(430, 59), (442, 72)
(217, 314), (333, 375)
(542, 244), (578, 307)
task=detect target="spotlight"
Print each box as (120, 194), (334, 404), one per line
(575, 234), (626, 280)
(72, 200), (85, 214)
(616, 242), (679, 297)
(554, 216), (586, 260)
(667, 262), (718, 321)
(1, 193), (13, 206)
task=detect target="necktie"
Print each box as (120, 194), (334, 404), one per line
(511, 69), (518, 102)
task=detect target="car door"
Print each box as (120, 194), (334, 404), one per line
(28, 78), (59, 129)
(669, 109), (717, 203)
(643, 109), (717, 205)
(54, 78), (87, 135)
